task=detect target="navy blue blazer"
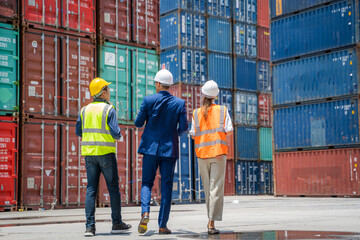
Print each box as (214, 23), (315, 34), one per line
(135, 90), (188, 159)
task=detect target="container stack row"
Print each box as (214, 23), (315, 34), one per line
(271, 0), (360, 196)
(159, 0), (273, 202)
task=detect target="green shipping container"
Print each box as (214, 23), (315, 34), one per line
(259, 127), (272, 161)
(0, 23), (19, 115)
(98, 43), (158, 123)
(262, 231), (276, 240)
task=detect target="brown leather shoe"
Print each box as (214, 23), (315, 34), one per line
(159, 227), (171, 234)
(138, 212), (149, 234)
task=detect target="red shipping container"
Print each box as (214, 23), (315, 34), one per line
(22, 0), (96, 37)
(257, 27), (270, 61)
(258, 93), (272, 127)
(275, 149), (360, 197)
(20, 119), (86, 210)
(98, 125), (131, 206)
(276, 231), (359, 239)
(257, 0), (269, 28)
(0, 117), (18, 211)
(227, 134), (234, 160)
(224, 160), (235, 196)
(0, 0), (17, 19)
(22, 29), (95, 120)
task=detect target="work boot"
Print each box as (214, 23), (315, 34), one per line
(111, 222), (132, 234)
(138, 212), (150, 234)
(84, 227), (96, 237)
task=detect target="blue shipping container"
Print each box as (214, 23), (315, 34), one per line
(215, 89), (233, 118)
(208, 53), (233, 89)
(235, 57), (257, 91)
(235, 160), (260, 195)
(233, 0), (257, 24)
(257, 61), (271, 93)
(236, 127), (259, 160)
(271, 0), (357, 62)
(194, 155), (206, 201)
(172, 133), (193, 202)
(270, 0), (333, 19)
(233, 23), (257, 58)
(235, 91), (257, 126)
(160, 0), (206, 15)
(160, 12), (206, 50)
(207, 17), (232, 54)
(207, 0), (231, 18)
(161, 48), (207, 85)
(273, 48), (360, 106)
(259, 162), (273, 195)
(274, 98), (360, 150)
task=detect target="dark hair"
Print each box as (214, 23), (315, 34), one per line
(201, 97), (213, 120)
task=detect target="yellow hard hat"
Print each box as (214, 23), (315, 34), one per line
(89, 77), (111, 96)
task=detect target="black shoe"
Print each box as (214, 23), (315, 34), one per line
(111, 222), (132, 234)
(84, 227), (95, 237)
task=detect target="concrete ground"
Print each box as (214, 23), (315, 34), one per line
(0, 196), (360, 240)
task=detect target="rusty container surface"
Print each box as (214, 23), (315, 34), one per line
(22, 0), (96, 37)
(132, 127), (161, 204)
(227, 134), (234, 160)
(257, 0), (269, 28)
(0, 0), (18, 19)
(98, 125), (131, 206)
(258, 93), (271, 127)
(20, 119), (87, 210)
(224, 160), (235, 196)
(22, 29), (95, 120)
(257, 27), (270, 61)
(0, 116), (18, 211)
(275, 149), (360, 197)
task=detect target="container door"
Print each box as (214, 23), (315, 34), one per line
(23, 0), (60, 27)
(62, 0), (95, 34)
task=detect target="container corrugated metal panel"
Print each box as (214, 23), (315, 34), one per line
(207, 17), (232, 54)
(257, 0), (269, 27)
(276, 231), (358, 239)
(160, 0), (206, 15)
(233, 0), (257, 24)
(270, 0), (333, 19)
(259, 128), (272, 160)
(259, 161), (273, 194)
(194, 155), (205, 201)
(21, 119), (86, 210)
(207, 0), (230, 18)
(22, 29), (95, 120)
(258, 93), (271, 127)
(273, 48), (360, 106)
(224, 160), (235, 196)
(160, 12), (206, 50)
(0, 23), (19, 115)
(274, 149), (360, 196)
(274, 98), (360, 150)
(0, 117), (17, 211)
(271, 1), (357, 62)
(235, 160), (259, 195)
(0, 0), (17, 19)
(233, 23), (256, 58)
(257, 27), (270, 61)
(215, 89), (233, 118)
(226, 134), (235, 160)
(257, 61), (271, 93)
(161, 48), (206, 85)
(208, 53), (233, 89)
(235, 57), (257, 91)
(235, 91), (257, 126)
(236, 127), (259, 160)
(99, 125), (131, 205)
(22, 0), (96, 37)
(172, 133), (192, 202)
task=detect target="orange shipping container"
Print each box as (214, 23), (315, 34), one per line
(257, 0), (269, 28)
(224, 160), (235, 196)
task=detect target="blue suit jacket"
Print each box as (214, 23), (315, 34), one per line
(135, 91), (188, 159)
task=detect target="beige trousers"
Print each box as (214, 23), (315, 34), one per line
(198, 155), (227, 221)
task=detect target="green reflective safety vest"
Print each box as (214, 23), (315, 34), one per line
(80, 102), (116, 156)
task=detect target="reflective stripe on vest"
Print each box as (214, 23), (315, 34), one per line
(81, 103), (116, 156)
(193, 105), (228, 159)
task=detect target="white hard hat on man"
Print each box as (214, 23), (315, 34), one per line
(154, 64), (173, 86)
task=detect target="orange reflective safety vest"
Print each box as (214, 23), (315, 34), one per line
(193, 105), (228, 159)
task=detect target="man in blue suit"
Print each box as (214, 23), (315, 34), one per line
(135, 68), (188, 235)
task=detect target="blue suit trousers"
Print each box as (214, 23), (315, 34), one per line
(141, 154), (176, 228)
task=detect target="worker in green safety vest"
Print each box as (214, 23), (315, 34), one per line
(75, 77), (132, 237)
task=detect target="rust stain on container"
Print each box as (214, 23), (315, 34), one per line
(0, 0), (17, 19)
(275, 148), (360, 197)
(258, 93), (272, 127)
(257, 27), (270, 61)
(224, 159), (235, 196)
(22, 29), (95, 120)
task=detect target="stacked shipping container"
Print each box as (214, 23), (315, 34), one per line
(271, 0), (360, 196)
